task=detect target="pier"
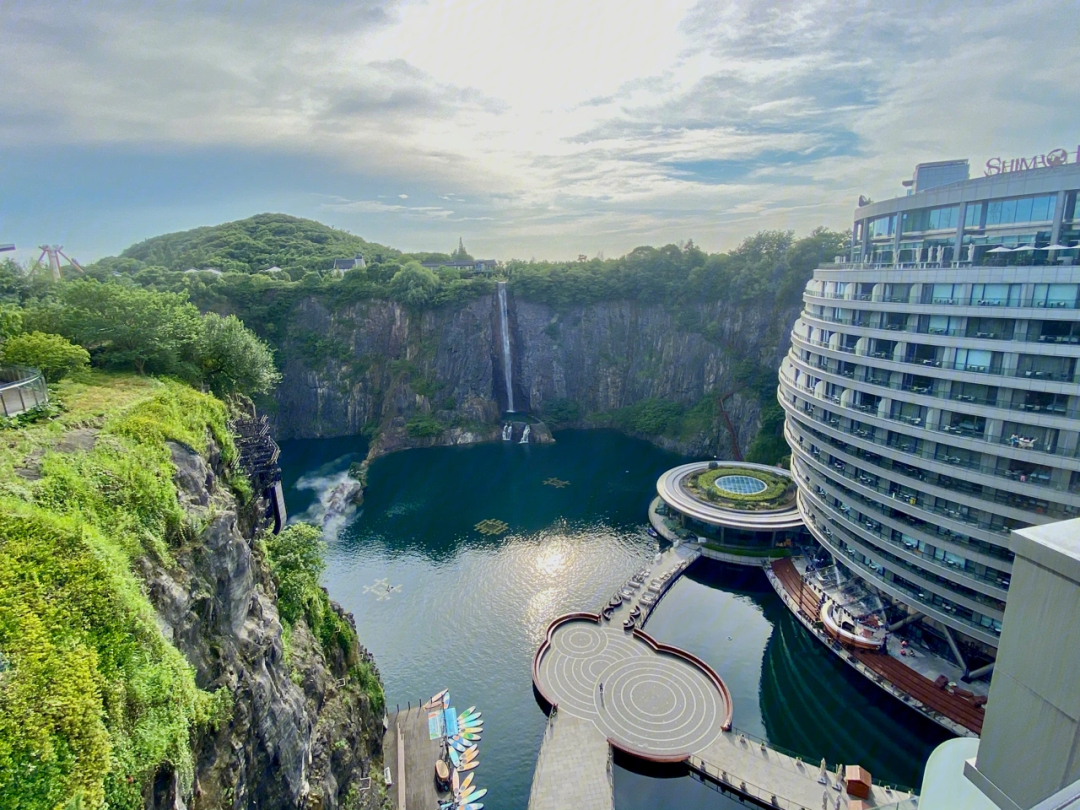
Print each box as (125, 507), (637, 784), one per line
(383, 705), (445, 810)
(529, 543), (916, 809)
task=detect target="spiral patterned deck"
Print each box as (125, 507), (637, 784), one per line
(534, 615), (731, 759)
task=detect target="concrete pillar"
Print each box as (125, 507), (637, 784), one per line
(965, 519), (1080, 809)
(1051, 190), (1067, 246)
(954, 202), (967, 263)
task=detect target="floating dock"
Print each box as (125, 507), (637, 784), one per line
(383, 704), (446, 810)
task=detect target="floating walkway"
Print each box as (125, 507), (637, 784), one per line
(769, 556), (986, 737)
(528, 543), (916, 809)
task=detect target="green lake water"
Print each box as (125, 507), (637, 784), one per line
(279, 430), (949, 810)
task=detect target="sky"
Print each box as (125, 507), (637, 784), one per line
(0, 0), (1077, 263)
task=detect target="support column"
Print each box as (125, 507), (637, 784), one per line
(941, 623), (969, 675)
(965, 661), (995, 682)
(1051, 190), (1067, 246)
(888, 611), (925, 632)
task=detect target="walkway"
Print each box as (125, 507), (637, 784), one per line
(530, 544), (916, 809)
(527, 712), (612, 810)
(383, 705), (444, 810)
(770, 557), (985, 736)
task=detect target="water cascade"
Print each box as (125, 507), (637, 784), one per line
(496, 281), (515, 412)
(502, 423), (513, 441)
(519, 424), (531, 444)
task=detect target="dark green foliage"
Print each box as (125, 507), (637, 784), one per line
(197, 314), (282, 396)
(611, 398), (685, 435)
(0, 332), (89, 382)
(745, 399), (790, 465)
(541, 398), (581, 425)
(388, 262), (441, 308)
(116, 214), (400, 277)
(21, 280), (278, 397)
(405, 413), (444, 438)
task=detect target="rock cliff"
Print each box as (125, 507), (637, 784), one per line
(273, 290), (798, 459)
(144, 441), (384, 810)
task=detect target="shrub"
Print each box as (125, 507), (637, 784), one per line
(0, 331), (89, 382)
(405, 413), (444, 439)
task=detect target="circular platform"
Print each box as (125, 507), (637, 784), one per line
(534, 615), (733, 760)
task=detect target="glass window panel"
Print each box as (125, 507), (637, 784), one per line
(965, 203), (984, 227)
(1014, 197), (1033, 223)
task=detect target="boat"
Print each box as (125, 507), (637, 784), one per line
(460, 721), (483, 731)
(443, 691), (451, 708)
(458, 759), (479, 772)
(435, 759), (450, 790)
(462, 804), (483, 810)
(452, 769), (460, 793)
(459, 709), (481, 721)
(820, 601), (886, 651)
(647, 527), (659, 538)
(460, 705), (476, 717)
(450, 738), (471, 752)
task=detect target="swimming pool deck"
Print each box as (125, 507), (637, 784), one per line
(529, 543), (917, 810)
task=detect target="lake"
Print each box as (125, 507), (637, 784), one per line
(280, 430), (948, 809)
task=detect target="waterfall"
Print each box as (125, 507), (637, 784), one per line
(502, 423), (512, 441)
(519, 424), (531, 444)
(496, 281), (515, 412)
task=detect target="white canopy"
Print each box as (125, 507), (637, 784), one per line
(1038, 244), (1072, 251)
(986, 246), (1013, 253)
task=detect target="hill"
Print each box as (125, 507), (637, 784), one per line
(116, 213), (402, 277)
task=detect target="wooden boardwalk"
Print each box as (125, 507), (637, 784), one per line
(383, 705), (447, 810)
(770, 557), (984, 736)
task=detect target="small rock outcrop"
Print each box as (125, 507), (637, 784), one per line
(143, 442), (383, 810)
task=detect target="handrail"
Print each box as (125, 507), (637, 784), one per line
(531, 611), (601, 709)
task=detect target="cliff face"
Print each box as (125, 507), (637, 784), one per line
(273, 291), (798, 458)
(145, 442), (383, 810)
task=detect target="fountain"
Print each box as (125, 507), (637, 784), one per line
(502, 423), (513, 441)
(519, 424), (531, 444)
(496, 281), (515, 412)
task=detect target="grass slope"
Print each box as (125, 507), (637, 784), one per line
(0, 373), (235, 810)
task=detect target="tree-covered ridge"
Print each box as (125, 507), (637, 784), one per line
(506, 228), (846, 309)
(113, 213), (402, 276)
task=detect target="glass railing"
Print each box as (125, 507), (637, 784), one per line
(790, 333), (1080, 412)
(798, 483), (1008, 622)
(781, 363), (1080, 464)
(781, 398), (1077, 522)
(800, 475), (1011, 590)
(804, 288), (1080, 311)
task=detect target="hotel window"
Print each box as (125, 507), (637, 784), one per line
(955, 349), (992, 372)
(925, 283), (962, 304)
(964, 203), (985, 228)
(1032, 284), (1078, 308)
(1064, 191), (1076, 222)
(985, 194), (1056, 226)
(868, 215), (896, 238)
(902, 205), (959, 233)
(970, 283), (1020, 306)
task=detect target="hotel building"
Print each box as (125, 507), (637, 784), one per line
(779, 159), (1080, 675)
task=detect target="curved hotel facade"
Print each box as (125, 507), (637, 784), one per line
(780, 161), (1080, 669)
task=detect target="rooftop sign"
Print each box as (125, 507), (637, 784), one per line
(985, 146), (1079, 176)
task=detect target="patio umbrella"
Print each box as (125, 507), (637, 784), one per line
(986, 246), (1013, 253)
(1039, 244), (1072, 251)
(1012, 245), (1036, 252)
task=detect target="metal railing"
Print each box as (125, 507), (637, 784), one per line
(0, 367), (48, 417)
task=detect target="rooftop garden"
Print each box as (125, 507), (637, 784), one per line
(684, 465), (796, 511)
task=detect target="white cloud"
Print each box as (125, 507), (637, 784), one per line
(0, 0), (1074, 259)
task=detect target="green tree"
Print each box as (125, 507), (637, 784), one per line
(0, 332), (89, 382)
(263, 524), (326, 626)
(388, 262), (442, 308)
(196, 313), (281, 396)
(28, 281), (202, 377)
